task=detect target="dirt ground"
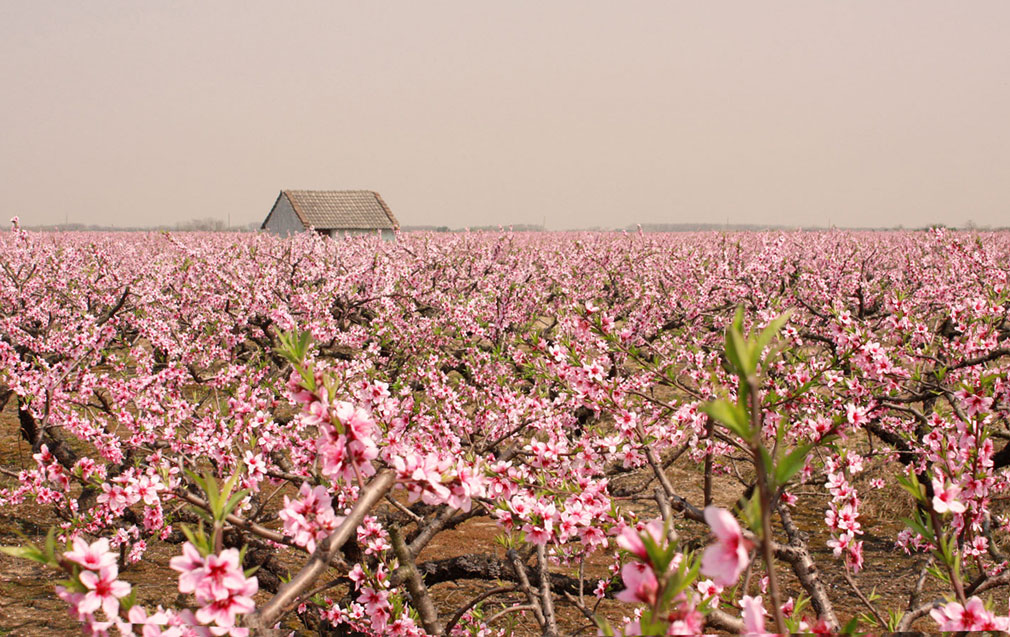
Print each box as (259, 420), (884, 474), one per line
(0, 398), (953, 636)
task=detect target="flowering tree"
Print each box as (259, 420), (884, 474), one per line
(3, 221), (1010, 634)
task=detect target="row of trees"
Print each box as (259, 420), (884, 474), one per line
(1, 223), (1010, 634)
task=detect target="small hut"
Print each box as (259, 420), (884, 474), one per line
(261, 190), (399, 239)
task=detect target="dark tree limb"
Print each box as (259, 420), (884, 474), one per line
(391, 526), (443, 636)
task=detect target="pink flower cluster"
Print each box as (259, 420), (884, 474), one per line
(309, 394), (380, 484)
(323, 562), (425, 635)
(932, 471), (967, 515)
(612, 510), (758, 634)
(278, 483), (344, 553)
(33, 444), (70, 491)
(10, 228), (1010, 635)
(390, 451), (486, 513)
(169, 543), (258, 628)
(931, 597), (1009, 632)
(614, 520), (665, 606)
(822, 455), (865, 572)
(612, 519), (705, 634)
(60, 537), (132, 621)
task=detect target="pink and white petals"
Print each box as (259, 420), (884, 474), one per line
(700, 507), (751, 587)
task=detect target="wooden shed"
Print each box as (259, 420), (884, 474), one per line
(261, 190), (399, 238)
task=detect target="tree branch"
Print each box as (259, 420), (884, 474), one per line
(391, 526), (443, 636)
(244, 469), (395, 631)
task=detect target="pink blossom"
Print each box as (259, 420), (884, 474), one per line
(78, 566), (132, 619)
(740, 595), (774, 637)
(196, 550), (251, 602)
(930, 596), (997, 632)
(845, 404), (869, 427)
(932, 474), (966, 514)
(845, 539), (865, 572)
(358, 586), (391, 632)
(194, 576), (257, 627)
(169, 542), (206, 595)
(956, 389), (993, 417)
(98, 482), (137, 514)
(696, 579), (723, 599)
(700, 507), (751, 586)
(65, 537), (118, 571)
(332, 401), (377, 442)
(827, 531), (853, 558)
(614, 562), (658, 606)
(593, 579), (608, 599)
(278, 483), (342, 553)
(134, 475), (163, 506)
(615, 519), (664, 561)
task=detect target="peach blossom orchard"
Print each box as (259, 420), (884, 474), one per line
(2, 220), (1010, 635)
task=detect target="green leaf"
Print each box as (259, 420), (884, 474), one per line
(56, 577), (86, 593)
(858, 612), (879, 628)
(722, 307), (746, 373)
(927, 562), (949, 584)
(841, 616), (861, 634)
(179, 522), (211, 554)
(896, 470), (926, 503)
(180, 524), (199, 547)
(759, 446), (775, 477)
(190, 508), (213, 524)
(216, 470), (245, 522)
(44, 527), (58, 564)
(752, 310), (793, 370)
(639, 531), (666, 574)
(938, 533), (954, 562)
(203, 474), (221, 517)
(791, 594), (811, 620)
(702, 399), (751, 440)
(774, 443), (813, 487)
(276, 329), (314, 365)
(739, 490), (762, 534)
(595, 619), (617, 637)
(223, 489), (250, 520)
(726, 326), (752, 376)
(886, 610), (905, 632)
(0, 544), (47, 563)
(669, 552), (700, 599)
(120, 587), (138, 611)
(731, 305), (745, 334)
(902, 510), (934, 543)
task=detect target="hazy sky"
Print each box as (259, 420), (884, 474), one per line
(3, 2), (1009, 229)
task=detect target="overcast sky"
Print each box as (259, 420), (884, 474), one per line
(3, 2), (1009, 229)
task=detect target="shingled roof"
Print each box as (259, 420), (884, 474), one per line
(276, 190), (399, 230)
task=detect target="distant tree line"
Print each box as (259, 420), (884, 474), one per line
(9, 218), (1009, 233)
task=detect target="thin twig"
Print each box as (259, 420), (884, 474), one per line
(703, 416), (715, 507)
(386, 494), (424, 522)
(842, 569), (886, 627)
(537, 544), (558, 637)
(506, 549), (546, 627)
(443, 586), (517, 636)
(485, 604), (537, 626)
(563, 591), (598, 623)
(907, 556), (933, 612)
(749, 377), (786, 634)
